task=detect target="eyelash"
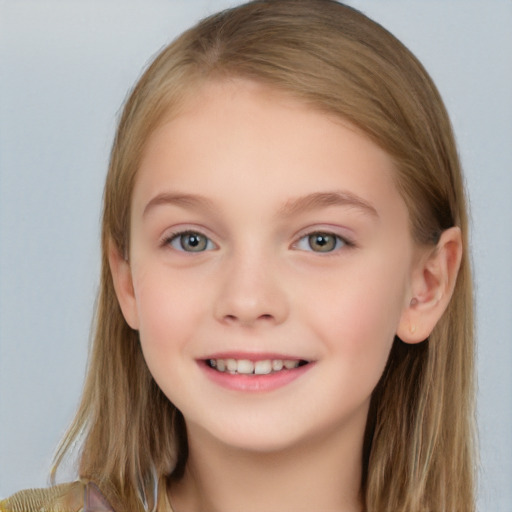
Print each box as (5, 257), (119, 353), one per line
(162, 229), (354, 254)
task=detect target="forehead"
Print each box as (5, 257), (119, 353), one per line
(132, 79), (404, 221)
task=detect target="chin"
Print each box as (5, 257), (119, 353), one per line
(189, 414), (319, 455)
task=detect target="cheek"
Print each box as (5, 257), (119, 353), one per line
(302, 254), (408, 364)
(131, 269), (204, 360)
(131, 271), (205, 404)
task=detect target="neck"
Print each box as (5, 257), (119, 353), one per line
(169, 422), (365, 512)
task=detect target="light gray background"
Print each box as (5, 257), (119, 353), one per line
(1, 1), (511, 510)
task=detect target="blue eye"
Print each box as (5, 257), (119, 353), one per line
(167, 231), (215, 252)
(295, 232), (347, 253)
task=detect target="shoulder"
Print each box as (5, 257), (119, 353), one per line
(0, 481), (115, 512)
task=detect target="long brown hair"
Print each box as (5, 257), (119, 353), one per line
(53, 1), (476, 510)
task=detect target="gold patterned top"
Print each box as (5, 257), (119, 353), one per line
(0, 480), (176, 512)
(0, 481), (114, 512)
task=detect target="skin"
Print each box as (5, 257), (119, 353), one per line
(110, 79), (462, 512)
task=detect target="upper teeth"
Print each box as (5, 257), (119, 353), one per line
(208, 358), (302, 375)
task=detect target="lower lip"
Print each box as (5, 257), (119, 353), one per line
(199, 361), (314, 392)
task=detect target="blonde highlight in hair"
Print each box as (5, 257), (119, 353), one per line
(53, 1), (476, 510)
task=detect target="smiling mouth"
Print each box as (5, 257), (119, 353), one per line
(206, 358), (309, 375)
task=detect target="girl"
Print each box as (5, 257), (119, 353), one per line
(1, 0), (476, 511)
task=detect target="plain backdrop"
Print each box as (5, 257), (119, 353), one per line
(1, 1), (511, 510)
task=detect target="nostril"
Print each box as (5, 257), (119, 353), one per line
(222, 313), (274, 324)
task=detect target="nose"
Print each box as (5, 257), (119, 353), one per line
(213, 249), (289, 327)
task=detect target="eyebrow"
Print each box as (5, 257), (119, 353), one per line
(278, 191), (379, 218)
(143, 192), (216, 217)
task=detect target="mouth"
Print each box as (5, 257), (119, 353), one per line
(205, 358), (310, 375)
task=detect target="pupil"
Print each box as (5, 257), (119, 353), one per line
(188, 235), (200, 247)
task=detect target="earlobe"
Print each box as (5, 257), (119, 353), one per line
(397, 227), (462, 344)
(108, 239), (140, 330)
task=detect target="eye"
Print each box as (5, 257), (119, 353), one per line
(166, 231), (215, 252)
(295, 232), (348, 253)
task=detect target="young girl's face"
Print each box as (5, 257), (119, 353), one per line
(116, 79), (420, 454)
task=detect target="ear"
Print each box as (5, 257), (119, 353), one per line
(108, 239), (140, 330)
(397, 227), (462, 344)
